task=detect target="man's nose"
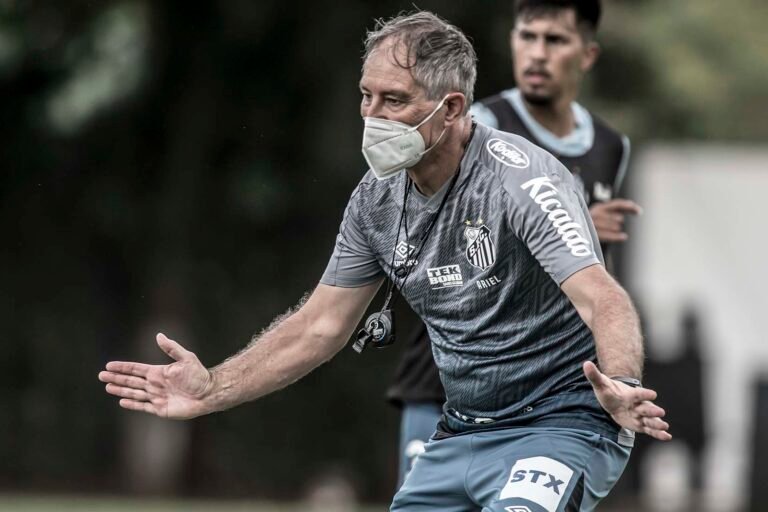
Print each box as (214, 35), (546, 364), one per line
(530, 38), (548, 61)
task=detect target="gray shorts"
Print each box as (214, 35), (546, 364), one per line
(390, 426), (630, 512)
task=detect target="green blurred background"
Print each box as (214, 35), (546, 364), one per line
(1, 0), (766, 509)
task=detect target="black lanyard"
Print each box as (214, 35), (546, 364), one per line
(352, 124), (476, 354)
(381, 119), (477, 311)
(381, 164), (462, 312)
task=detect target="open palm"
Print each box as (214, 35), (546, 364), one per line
(99, 333), (213, 419)
(583, 361), (672, 441)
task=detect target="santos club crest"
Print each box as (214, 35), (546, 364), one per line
(464, 223), (496, 270)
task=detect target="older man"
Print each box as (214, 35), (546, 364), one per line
(100, 11), (669, 511)
(388, 0), (644, 489)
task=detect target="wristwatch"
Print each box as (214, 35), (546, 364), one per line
(610, 376), (642, 388)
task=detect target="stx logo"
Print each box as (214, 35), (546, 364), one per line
(520, 176), (592, 257)
(509, 469), (564, 494)
(487, 138), (530, 168)
(500, 457), (574, 512)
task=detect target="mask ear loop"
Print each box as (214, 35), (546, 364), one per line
(410, 94), (450, 157)
(409, 94), (451, 132)
(420, 126), (447, 157)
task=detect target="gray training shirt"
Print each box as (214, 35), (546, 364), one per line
(322, 122), (627, 444)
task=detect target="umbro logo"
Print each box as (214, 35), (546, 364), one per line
(394, 241), (417, 268)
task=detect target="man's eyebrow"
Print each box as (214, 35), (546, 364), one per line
(517, 24), (576, 36)
(358, 85), (412, 100)
(383, 90), (412, 100)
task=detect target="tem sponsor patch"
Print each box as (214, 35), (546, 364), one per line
(487, 138), (530, 168)
(499, 456), (574, 512)
(427, 264), (463, 289)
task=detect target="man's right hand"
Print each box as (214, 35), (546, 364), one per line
(583, 361), (671, 441)
(99, 333), (213, 419)
(589, 199), (642, 243)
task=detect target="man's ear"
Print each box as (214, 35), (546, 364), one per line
(444, 93), (468, 124)
(581, 41), (601, 73)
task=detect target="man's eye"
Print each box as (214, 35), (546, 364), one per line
(386, 98), (402, 106)
(547, 36), (567, 45)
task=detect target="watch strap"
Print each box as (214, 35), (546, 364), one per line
(610, 376), (642, 388)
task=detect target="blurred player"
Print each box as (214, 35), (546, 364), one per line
(100, 10), (668, 511)
(388, 0), (643, 486)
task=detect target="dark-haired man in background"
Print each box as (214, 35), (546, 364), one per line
(388, 0), (644, 488)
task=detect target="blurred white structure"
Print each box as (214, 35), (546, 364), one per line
(629, 144), (768, 511)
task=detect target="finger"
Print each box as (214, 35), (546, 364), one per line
(642, 416), (670, 431)
(105, 361), (151, 377)
(119, 398), (159, 415)
(632, 387), (658, 403)
(99, 371), (146, 389)
(582, 361), (612, 391)
(596, 230), (629, 243)
(105, 383), (150, 401)
(156, 333), (191, 362)
(602, 213), (626, 225)
(634, 401), (665, 418)
(592, 216), (624, 232)
(643, 427), (673, 441)
(603, 199), (643, 215)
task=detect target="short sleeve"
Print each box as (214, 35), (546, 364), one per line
(320, 186), (385, 287)
(504, 151), (603, 285)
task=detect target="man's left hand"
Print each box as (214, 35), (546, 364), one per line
(589, 199), (642, 242)
(583, 361), (672, 441)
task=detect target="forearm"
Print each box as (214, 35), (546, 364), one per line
(204, 308), (348, 413)
(588, 285), (643, 379)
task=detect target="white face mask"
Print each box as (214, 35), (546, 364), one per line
(361, 96), (449, 180)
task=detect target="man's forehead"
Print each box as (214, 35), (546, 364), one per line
(515, 9), (579, 34)
(366, 37), (412, 65)
(360, 41), (417, 91)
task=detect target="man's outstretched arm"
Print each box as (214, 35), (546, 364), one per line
(99, 281), (382, 419)
(561, 264), (672, 441)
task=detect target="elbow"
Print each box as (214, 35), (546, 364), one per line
(306, 315), (350, 360)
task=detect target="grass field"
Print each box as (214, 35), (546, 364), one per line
(0, 495), (386, 512)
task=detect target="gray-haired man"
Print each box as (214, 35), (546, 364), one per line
(100, 11), (669, 511)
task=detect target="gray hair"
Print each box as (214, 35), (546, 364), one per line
(363, 11), (477, 113)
